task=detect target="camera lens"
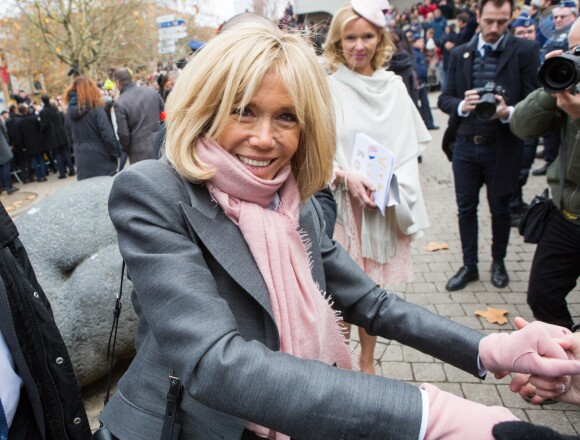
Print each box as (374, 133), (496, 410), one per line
(475, 92), (497, 119)
(545, 59), (576, 91)
(538, 54), (580, 93)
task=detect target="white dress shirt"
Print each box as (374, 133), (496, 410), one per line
(0, 328), (22, 427)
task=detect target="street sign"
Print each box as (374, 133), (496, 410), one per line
(158, 24), (187, 34)
(158, 40), (176, 48)
(156, 15), (175, 23)
(159, 46), (176, 54)
(157, 15), (187, 53)
(158, 27), (188, 41)
(158, 19), (186, 29)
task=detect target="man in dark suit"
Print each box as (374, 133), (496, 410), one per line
(438, 0), (539, 291)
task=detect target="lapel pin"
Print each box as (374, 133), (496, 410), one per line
(464, 52), (470, 58)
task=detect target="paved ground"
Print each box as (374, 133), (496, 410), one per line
(5, 93), (580, 435)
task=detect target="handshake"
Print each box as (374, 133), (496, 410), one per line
(479, 317), (580, 403)
(422, 317), (580, 440)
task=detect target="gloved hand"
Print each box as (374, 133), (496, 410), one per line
(422, 383), (518, 440)
(479, 320), (580, 376)
(493, 421), (580, 440)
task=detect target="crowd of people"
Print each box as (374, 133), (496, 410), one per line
(1, 0), (580, 439)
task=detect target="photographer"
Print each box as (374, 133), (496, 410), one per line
(438, 0), (540, 292)
(510, 17), (580, 331)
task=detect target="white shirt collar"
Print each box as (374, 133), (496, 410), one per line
(477, 33), (504, 54)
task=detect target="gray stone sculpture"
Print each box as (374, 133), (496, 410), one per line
(15, 176), (137, 386)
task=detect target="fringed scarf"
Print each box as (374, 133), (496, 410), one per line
(196, 138), (352, 440)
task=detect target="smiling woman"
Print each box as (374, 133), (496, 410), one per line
(215, 73), (301, 181)
(323, 0), (431, 374)
(99, 15), (580, 440)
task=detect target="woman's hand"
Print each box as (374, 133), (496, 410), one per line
(510, 332), (580, 405)
(479, 317), (580, 377)
(346, 173), (377, 209)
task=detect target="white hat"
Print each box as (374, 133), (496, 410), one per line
(351, 0), (388, 28)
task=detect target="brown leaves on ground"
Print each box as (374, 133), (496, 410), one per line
(424, 242), (450, 252)
(475, 306), (510, 325)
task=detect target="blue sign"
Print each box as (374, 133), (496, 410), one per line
(158, 19), (186, 29)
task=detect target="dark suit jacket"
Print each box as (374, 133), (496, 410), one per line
(102, 159), (484, 440)
(438, 33), (540, 195)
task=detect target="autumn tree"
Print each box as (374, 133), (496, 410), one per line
(3, 0), (214, 96)
(12, 0), (157, 77)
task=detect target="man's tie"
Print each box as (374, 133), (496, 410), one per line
(0, 398), (8, 440)
(482, 44), (492, 58)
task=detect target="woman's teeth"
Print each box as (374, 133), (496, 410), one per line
(239, 156), (272, 167)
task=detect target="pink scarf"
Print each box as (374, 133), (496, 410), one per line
(196, 138), (352, 440)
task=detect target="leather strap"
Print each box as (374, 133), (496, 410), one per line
(160, 376), (183, 440)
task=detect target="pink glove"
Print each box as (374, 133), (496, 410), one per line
(479, 321), (580, 376)
(422, 383), (518, 440)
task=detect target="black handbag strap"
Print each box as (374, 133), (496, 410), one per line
(104, 261), (125, 404)
(160, 375), (183, 440)
(101, 261), (183, 440)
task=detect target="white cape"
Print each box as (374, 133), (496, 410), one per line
(328, 65), (431, 263)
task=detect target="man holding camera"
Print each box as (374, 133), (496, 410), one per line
(510, 18), (580, 330)
(438, 0), (539, 292)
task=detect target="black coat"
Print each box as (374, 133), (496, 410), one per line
(40, 105), (68, 150)
(5, 114), (18, 146)
(388, 49), (417, 101)
(0, 202), (91, 439)
(65, 91), (118, 180)
(15, 113), (45, 156)
(437, 33), (540, 195)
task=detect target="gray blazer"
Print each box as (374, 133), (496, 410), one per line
(102, 159), (484, 440)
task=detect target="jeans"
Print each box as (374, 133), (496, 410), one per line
(417, 85), (435, 128)
(542, 131), (560, 164)
(0, 162), (12, 189)
(528, 210), (580, 330)
(30, 154), (46, 181)
(452, 138), (512, 266)
(54, 144), (75, 176)
(510, 138), (538, 209)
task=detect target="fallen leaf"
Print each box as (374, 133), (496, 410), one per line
(26, 195), (36, 200)
(424, 242), (450, 252)
(475, 306), (509, 325)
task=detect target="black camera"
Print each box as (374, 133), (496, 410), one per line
(474, 82), (507, 120)
(538, 47), (580, 94)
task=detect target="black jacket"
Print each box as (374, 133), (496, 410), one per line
(40, 105), (68, 150)
(0, 202), (91, 439)
(15, 113), (46, 156)
(437, 33), (540, 195)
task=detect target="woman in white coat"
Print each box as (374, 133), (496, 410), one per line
(325, 0), (431, 373)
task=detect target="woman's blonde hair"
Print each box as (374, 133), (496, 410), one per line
(324, 5), (394, 72)
(164, 23), (336, 200)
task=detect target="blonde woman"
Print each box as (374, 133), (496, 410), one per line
(100, 20), (578, 440)
(324, 0), (432, 374)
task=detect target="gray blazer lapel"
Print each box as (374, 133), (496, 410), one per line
(179, 187), (274, 320)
